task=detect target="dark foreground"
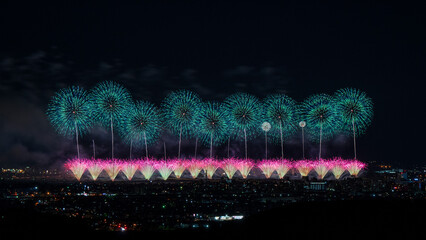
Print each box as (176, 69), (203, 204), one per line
(1, 199), (424, 239)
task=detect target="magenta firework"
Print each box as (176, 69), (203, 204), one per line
(65, 158), (366, 181)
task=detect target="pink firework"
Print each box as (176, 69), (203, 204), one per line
(86, 159), (104, 181)
(275, 160), (292, 179)
(204, 158), (222, 179)
(312, 159), (333, 180)
(258, 160), (279, 178)
(234, 159), (254, 178)
(154, 160), (174, 180)
(345, 160), (366, 177)
(65, 159), (87, 181)
(330, 158), (346, 180)
(120, 161), (139, 180)
(222, 158), (239, 179)
(294, 160), (313, 177)
(137, 159), (156, 180)
(169, 159), (186, 178)
(185, 159), (206, 179)
(103, 159), (122, 181)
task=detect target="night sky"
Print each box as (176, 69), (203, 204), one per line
(0, 1), (425, 168)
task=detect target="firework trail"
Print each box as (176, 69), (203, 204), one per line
(262, 94), (299, 159)
(65, 159), (87, 181)
(161, 90), (202, 159)
(334, 88), (373, 159)
(300, 94), (338, 159)
(90, 81), (132, 159)
(299, 121), (306, 159)
(261, 122), (271, 159)
(122, 100), (162, 158)
(224, 93), (262, 160)
(47, 86), (93, 160)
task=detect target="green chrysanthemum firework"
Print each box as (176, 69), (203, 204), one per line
(161, 90), (202, 158)
(121, 100), (163, 157)
(90, 81), (132, 127)
(300, 94), (338, 143)
(262, 94), (299, 143)
(334, 88), (373, 137)
(47, 86), (92, 159)
(197, 102), (229, 157)
(224, 93), (262, 141)
(90, 81), (132, 158)
(161, 90), (202, 137)
(224, 93), (262, 159)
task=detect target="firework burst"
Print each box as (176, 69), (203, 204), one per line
(345, 160), (366, 177)
(262, 94), (299, 159)
(300, 94), (338, 159)
(224, 93), (262, 159)
(87, 160), (104, 180)
(334, 88), (373, 159)
(122, 100), (162, 158)
(234, 159), (255, 178)
(185, 159), (206, 179)
(330, 158), (346, 180)
(275, 160), (292, 179)
(169, 159), (186, 178)
(103, 159), (122, 181)
(312, 160), (333, 180)
(47, 86), (93, 159)
(137, 159), (156, 180)
(258, 160), (278, 178)
(222, 158), (239, 179)
(154, 161), (174, 180)
(120, 161), (139, 180)
(65, 159), (87, 181)
(161, 90), (202, 158)
(197, 102), (229, 158)
(204, 158), (222, 179)
(90, 81), (132, 159)
(294, 160), (313, 177)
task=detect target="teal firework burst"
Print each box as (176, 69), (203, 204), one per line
(224, 93), (262, 159)
(47, 86), (93, 159)
(161, 90), (202, 158)
(262, 94), (299, 158)
(90, 81), (132, 158)
(334, 88), (373, 159)
(300, 94), (338, 158)
(122, 100), (163, 158)
(197, 102), (229, 158)
(334, 88), (373, 136)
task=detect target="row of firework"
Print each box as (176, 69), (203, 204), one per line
(65, 158), (366, 181)
(47, 81), (373, 160)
